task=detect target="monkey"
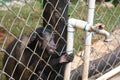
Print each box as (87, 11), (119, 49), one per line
(3, 27), (56, 80)
(70, 46), (120, 80)
(3, 27), (74, 80)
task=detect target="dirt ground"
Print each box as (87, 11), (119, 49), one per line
(71, 28), (120, 79)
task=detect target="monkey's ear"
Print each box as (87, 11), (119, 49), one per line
(28, 31), (44, 44)
(28, 27), (45, 44)
(28, 32), (37, 45)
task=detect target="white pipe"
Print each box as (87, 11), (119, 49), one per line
(82, 0), (96, 80)
(91, 27), (111, 42)
(64, 18), (87, 80)
(96, 65), (120, 80)
(68, 18), (111, 42)
(64, 24), (75, 80)
(65, 18), (88, 80)
(64, 17), (111, 79)
(68, 18), (88, 30)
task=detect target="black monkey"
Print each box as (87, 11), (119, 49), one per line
(3, 27), (74, 80)
(3, 27), (56, 80)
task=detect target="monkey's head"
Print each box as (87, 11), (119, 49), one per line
(29, 27), (56, 55)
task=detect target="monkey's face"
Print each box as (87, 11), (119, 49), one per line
(41, 31), (56, 55)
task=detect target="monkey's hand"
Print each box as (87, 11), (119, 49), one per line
(59, 54), (74, 63)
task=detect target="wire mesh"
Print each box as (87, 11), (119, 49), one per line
(0, 0), (120, 80)
(0, 0), (67, 80)
(70, 0), (120, 80)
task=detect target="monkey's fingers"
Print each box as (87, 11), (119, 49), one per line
(67, 54), (74, 62)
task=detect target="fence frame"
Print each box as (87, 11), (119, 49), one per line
(82, 0), (96, 80)
(96, 64), (120, 80)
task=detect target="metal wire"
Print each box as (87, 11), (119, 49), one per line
(0, 0), (120, 80)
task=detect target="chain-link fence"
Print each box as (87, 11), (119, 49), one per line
(70, 0), (120, 80)
(0, 0), (120, 80)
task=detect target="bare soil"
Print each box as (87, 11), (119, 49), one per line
(71, 29), (120, 79)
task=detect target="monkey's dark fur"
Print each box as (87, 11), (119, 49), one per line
(3, 27), (74, 80)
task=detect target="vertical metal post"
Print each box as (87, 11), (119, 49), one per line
(64, 25), (75, 80)
(82, 0), (96, 80)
